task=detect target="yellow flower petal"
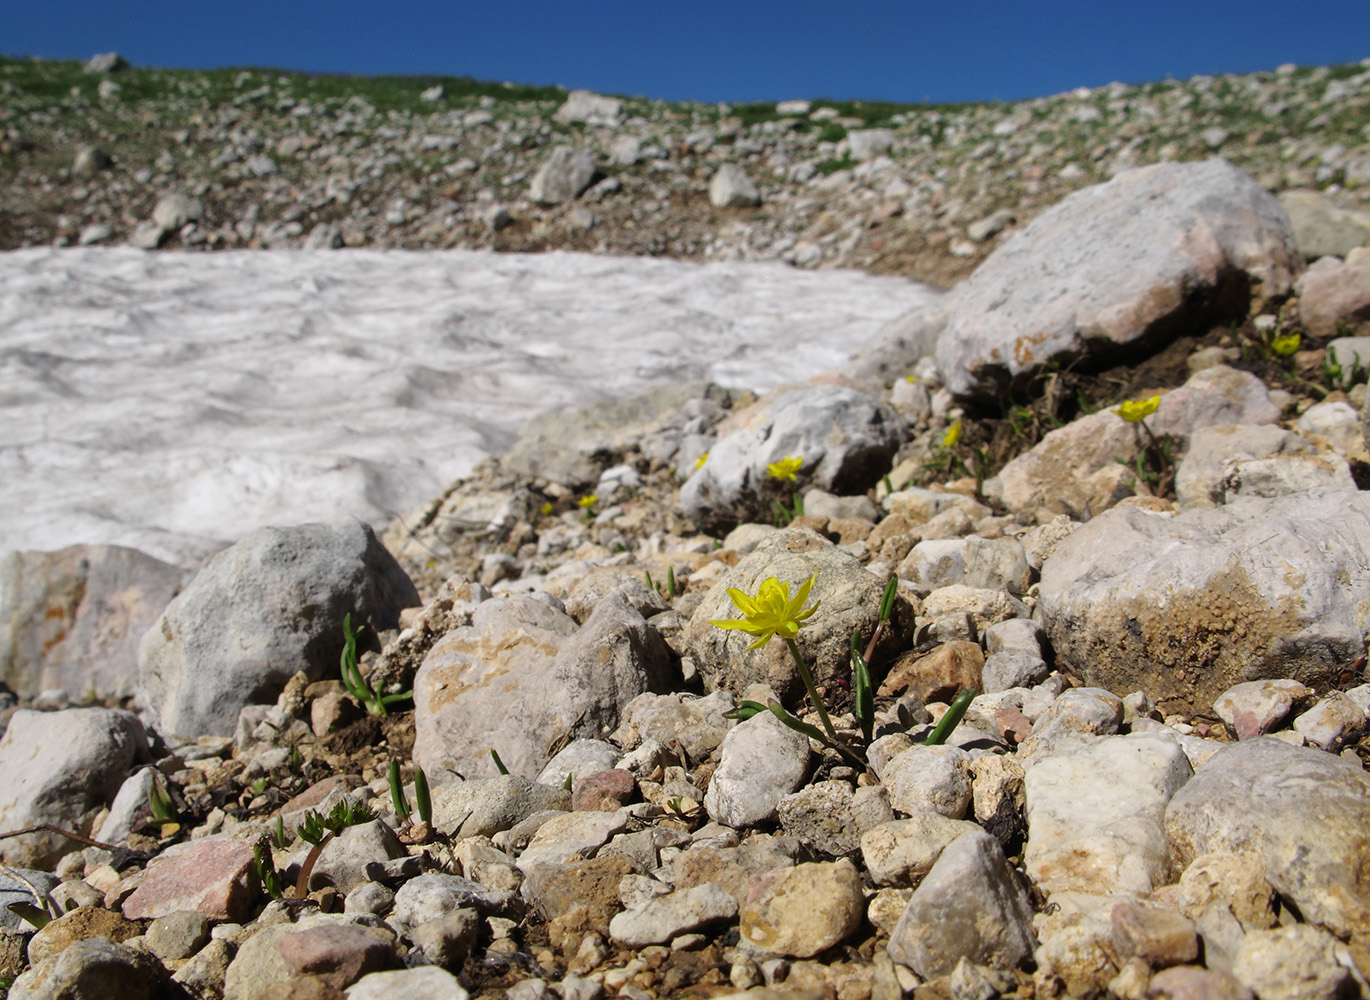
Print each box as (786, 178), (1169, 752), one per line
(711, 574), (820, 650)
(1113, 395), (1160, 422)
(767, 455), (803, 482)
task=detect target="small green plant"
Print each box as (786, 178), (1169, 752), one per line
(923, 688), (977, 746)
(272, 815), (288, 851)
(147, 772), (176, 822)
(250, 777), (268, 796)
(1323, 345), (1367, 391)
(645, 567), (678, 600)
(254, 839), (285, 900)
(1112, 395), (1177, 498)
(768, 455), (806, 526)
(490, 748), (509, 775)
(716, 574), (865, 768)
(386, 760), (432, 828)
(292, 800), (377, 898)
(339, 614), (412, 716)
(718, 574), (974, 766)
(388, 760), (410, 824)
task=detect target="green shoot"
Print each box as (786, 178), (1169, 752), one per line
(339, 613), (413, 716)
(388, 760), (411, 823)
(413, 766), (431, 825)
(272, 815), (287, 850)
(850, 632), (875, 745)
(147, 772), (176, 822)
(293, 800), (377, 898)
(924, 689), (977, 746)
(254, 839), (284, 899)
(490, 748), (509, 775)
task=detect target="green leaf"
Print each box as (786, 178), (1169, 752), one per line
(765, 700), (831, 747)
(388, 760), (410, 822)
(924, 688), (977, 746)
(851, 638), (875, 746)
(878, 576), (898, 623)
(413, 766), (432, 825)
(490, 748), (509, 775)
(722, 700), (770, 721)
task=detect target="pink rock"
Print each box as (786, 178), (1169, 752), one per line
(572, 769), (636, 812)
(1299, 256), (1370, 337)
(121, 839), (258, 921)
(276, 923), (396, 988)
(1213, 679), (1309, 741)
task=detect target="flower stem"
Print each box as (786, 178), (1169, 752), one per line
(784, 637), (841, 746)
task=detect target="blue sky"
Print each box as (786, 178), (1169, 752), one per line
(4, 1), (1367, 106)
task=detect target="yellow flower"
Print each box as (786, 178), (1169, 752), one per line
(711, 574), (820, 650)
(1113, 395), (1160, 423)
(577, 494), (598, 509)
(767, 455), (803, 482)
(693, 451), (709, 471)
(539, 501), (554, 516)
(942, 420), (963, 448)
(905, 375), (917, 383)
(1271, 331), (1301, 356)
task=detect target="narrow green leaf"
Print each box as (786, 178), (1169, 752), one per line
(414, 767), (432, 824)
(722, 700), (770, 721)
(388, 760), (410, 821)
(924, 688), (977, 746)
(878, 576), (898, 623)
(667, 566), (677, 600)
(851, 641), (874, 746)
(490, 748), (509, 775)
(765, 700), (831, 746)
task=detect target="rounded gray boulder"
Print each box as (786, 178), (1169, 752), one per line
(137, 519), (419, 739)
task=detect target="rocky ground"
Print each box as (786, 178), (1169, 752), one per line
(3, 54), (1370, 287)
(3, 53), (1370, 1000)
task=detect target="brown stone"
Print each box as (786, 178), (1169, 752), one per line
(276, 775), (365, 817)
(275, 923), (396, 989)
(1110, 899), (1199, 968)
(26, 905), (142, 967)
(256, 974), (348, 1000)
(523, 856), (636, 921)
(1149, 965), (1253, 1000)
(572, 769), (636, 812)
(878, 640), (984, 703)
(121, 839), (258, 921)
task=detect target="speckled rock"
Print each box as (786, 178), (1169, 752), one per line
(937, 158), (1300, 401)
(704, 709), (811, 828)
(1165, 737), (1370, 939)
(887, 829), (1036, 978)
(738, 859), (864, 957)
(1037, 488), (1370, 714)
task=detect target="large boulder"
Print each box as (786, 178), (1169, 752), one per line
(0, 708), (147, 866)
(1036, 487), (1370, 714)
(1278, 188), (1370, 259)
(137, 519), (418, 740)
(1166, 738), (1370, 939)
(680, 385), (904, 533)
(936, 159), (1301, 401)
(1, 545), (187, 701)
(413, 593), (674, 782)
(684, 527), (914, 706)
(1298, 254), (1370, 337)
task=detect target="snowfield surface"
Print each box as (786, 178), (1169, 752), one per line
(2, 248), (932, 566)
